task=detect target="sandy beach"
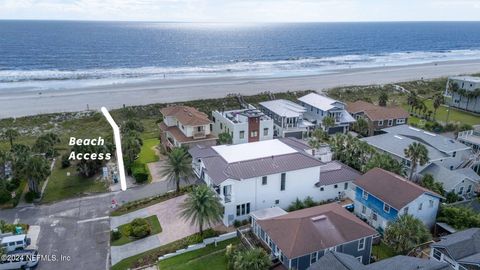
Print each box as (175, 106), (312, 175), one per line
(1, 59), (480, 118)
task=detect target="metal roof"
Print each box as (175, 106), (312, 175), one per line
(298, 93), (344, 111)
(259, 99), (306, 118)
(317, 161), (361, 186)
(431, 228), (480, 263)
(420, 163), (479, 191)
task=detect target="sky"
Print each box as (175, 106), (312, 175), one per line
(0, 0), (479, 22)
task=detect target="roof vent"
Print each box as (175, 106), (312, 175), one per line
(188, 112), (193, 117)
(311, 215), (327, 222)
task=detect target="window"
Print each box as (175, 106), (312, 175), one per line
(378, 120), (384, 126)
(250, 131), (258, 137)
(418, 203), (423, 211)
(396, 118), (405, 124)
(362, 190), (368, 200)
(262, 176), (267, 185)
(263, 128), (269, 136)
(197, 126), (202, 132)
(356, 256), (363, 262)
(246, 203), (250, 214)
(452, 151), (456, 157)
(344, 182), (348, 190)
(320, 187), (324, 191)
(220, 123), (223, 130)
(361, 205), (367, 214)
(275, 200), (279, 205)
(334, 184), (338, 189)
(432, 249), (442, 261)
(467, 185), (472, 193)
(181, 124), (184, 130)
(404, 207), (409, 215)
(429, 200), (434, 208)
(384, 204), (390, 213)
(388, 119), (393, 126)
(358, 238), (365, 251)
(281, 173), (286, 191)
(212, 116), (216, 123)
(236, 205), (241, 216)
(223, 185), (232, 203)
(310, 252), (317, 264)
(236, 203), (251, 216)
(239, 131), (245, 139)
(459, 187), (464, 195)
(372, 212), (377, 221)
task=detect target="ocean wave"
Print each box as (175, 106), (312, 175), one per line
(1, 49), (480, 84)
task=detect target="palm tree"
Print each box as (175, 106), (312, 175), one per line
(321, 116), (335, 133)
(3, 129), (19, 149)
(407, 92), (418, 112)
(404, 142), (429, 181)
(472, 88), (480, 110)
(218, 132), (233, 145)
(378, 92), (388, 107)
(365, 153), (404, 175)
(432, 94), (443, 120)
(161, 147), (192, 192)
(122, 135), (142, 171)
(352, 117), (369, 137)
(233, 248), (272, 270)
(384, 214), (432, 254)
(180, 185), (223, 235)
(24, 155), (51, 194)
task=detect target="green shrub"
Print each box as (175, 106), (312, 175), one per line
(130, 218), (151, 238)
(111, 230), (122, 241)
(132, 164), (149, 183)
(121, 224), (132, 237)
(0, 188), (10, 204)
(233, 220), (242, 228)
(61, 154), (71, 168)
(25, 191), (39, 203)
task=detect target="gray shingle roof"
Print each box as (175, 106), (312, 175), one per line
(310, 252), (452, 270)
(190, 143), (323, 185)
(362, 133), (448, 161)
(420, 163), (477, 191)
(317, 161), (361, 186)
(431, 228), (480, 264)
(382, 125), (470, 153)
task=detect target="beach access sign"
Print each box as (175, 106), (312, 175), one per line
(68, 137), (112, 160)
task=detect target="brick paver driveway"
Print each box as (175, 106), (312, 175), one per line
(110, 194), (200, 265)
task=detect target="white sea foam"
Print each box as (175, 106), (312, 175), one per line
(1, 49), (480, 90)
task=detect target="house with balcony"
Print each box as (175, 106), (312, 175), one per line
(211, 106), (274, 145)
(298, 93), (356, 134)
(249, 203), (377, 270)
(189, 139), (326, 226)
(259, 99), (314, 138)
(362, 125), (472, 175)
(445, 76), (480, 113)
(430, 228), (480, 270)
(353, 168), (442, 231)
(347, 100), (409, 136)
(159, 105), (217, 150)
(309, 251), (452, 270)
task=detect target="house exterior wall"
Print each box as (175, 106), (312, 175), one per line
(430, 247), (462, 270)
(400, 194), (440, 229)
(317, 180), (353, 201)
(212, 111), (273, 144)
(447, 78), (480, 113)
(451, 178), (478, 197)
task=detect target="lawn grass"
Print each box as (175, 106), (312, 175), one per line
(158, 238), (239, 270)
(372, 241), (397, 260)
(111, 215), (162, 246)
(136, 138), (160, 164)
(41, 158), (107, 204)
(402, 99), (480, 126)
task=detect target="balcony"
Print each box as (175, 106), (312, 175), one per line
(193, 130), (206, 139)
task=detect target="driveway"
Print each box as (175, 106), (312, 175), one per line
(147, 160), (169, 183)
(110, 194), (200, 265)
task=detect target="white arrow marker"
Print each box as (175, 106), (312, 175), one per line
(101, 107), (127, 191)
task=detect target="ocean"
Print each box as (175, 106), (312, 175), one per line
(1, 21), (480, 90)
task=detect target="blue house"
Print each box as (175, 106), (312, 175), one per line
(353, 168), (442, 231)
(250, 203), (377, 270)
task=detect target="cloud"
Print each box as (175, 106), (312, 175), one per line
(0, 0), (478, 22)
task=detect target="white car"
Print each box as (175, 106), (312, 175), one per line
(0, 235), (29, 253)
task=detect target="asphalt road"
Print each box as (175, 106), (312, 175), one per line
(0, 179), (190, 270)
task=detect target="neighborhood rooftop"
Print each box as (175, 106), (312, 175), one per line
(298, 93), (344, 111)
(346, 100), (409, 121)
(259, 99), (306, 117)
(362, 133), (448, 161)
(431, 228), (480, 266)
(382, 125), (470, 153)
(450, 76), (480, 83)
(354, 168), (442, 210)
(160, 105), (212, 126)
(256, 203), (377, 259)
(317, 161), (361, 186)
(420, 162), (480, 191)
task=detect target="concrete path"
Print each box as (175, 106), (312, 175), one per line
(110, 194), (201, 265)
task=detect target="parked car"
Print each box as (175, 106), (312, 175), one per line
(0, 249), (39, 270)
(0, 235), (29, 252)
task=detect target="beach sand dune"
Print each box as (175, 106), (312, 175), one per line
(1, 60), (480, 118)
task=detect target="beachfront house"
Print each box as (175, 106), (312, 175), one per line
(362, 125), (472, 175)
(249, 203), (378, 270)
(159, 105), (217, 150)
(309, 251), (452, 270)
(259, 99), (314, 138)
(211, 106), (273, 144)
(346, 100), (409, 136)
(353, 168), (442, 231)
(189, 138), (360, 226)
(445, 76), (480, 114)
(420, 163), (480, 199)
(298, 93), (356, 134)
(430, 228), (480, 269)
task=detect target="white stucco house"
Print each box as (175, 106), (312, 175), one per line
(189, 139), (359, 226)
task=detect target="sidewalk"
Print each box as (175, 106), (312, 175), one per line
(110, 194), (201, 266)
